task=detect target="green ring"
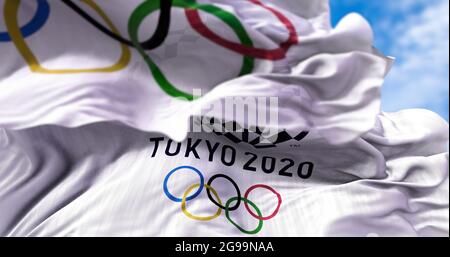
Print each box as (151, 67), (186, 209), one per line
(225, 196), (263, 234)
(128, 0), (255, 101)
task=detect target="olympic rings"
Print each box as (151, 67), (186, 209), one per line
(225, 197), (263, 234)
(128, 0), (255, 101)
(61, 0), (171, 50)
(182, 183), (222, 221)
(0, 0), (49, 42)
(206, 174), (241, 211)
(4, 0), (131, 73)
(2, 0), (298, 99)
(244, 184), (282, 221)
(163, 166), (205, 202)
(163, 165), (282, 234)
(185, 0), (298, 60)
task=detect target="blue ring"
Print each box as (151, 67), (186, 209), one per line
(163, 166), (205, 202)
(0, 0), (50, 42)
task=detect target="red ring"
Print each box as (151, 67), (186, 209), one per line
(244, 184), (282, 220)
(185, 0), (298, 60)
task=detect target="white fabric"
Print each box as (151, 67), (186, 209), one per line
(0, 0), (447, 237)
(0, 0), (389, 144)
(0, 109), (447, 236)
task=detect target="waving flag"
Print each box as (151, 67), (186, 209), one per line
(0, 109), (447, 236)
(0, 0), (448, 236)
(0, 0), (389, 143)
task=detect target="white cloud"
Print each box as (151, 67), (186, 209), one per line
(381, 0), (449, 119)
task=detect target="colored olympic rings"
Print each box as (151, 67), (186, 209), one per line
(163, 166), (204, 202)
(245, 184), (282, 221)
(225, 197), (263, 234)
(128, 0), (254, 101)
(182, 183), (222, 221)
(185, 0), (298, 60)
(61, 0), (171, 50)
(4, 0), (130, 73)
(0, 0), (50, 42)
(206, 174), (241, 211)
(163, 165), (282, 234)
(2, 0), (298, 99)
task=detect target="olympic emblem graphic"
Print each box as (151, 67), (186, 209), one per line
(1, 0), (298, 100)
(163, 166), (282, 234)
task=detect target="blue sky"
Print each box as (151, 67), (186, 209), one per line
(331, 0), (449, 120)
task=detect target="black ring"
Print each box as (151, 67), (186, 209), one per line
(206, 174), (241, 211)
(61, 0), (172, 50)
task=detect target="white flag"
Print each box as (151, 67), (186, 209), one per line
(0, 109), (447, 236)
(0, 0), (389, 143)
(0, 0), (447, 237)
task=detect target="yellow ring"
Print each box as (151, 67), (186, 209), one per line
(4, 0), (130, 74)
(181, 183), (222, 221)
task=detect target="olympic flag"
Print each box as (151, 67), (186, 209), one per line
(0, 0), (448, 236)
(0, 0), (389, 144)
